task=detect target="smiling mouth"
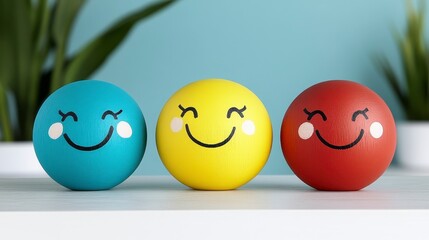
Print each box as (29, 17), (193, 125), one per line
(63, 126), (114, 151)
(315, 129), (364, 150)
(185, 124), (235, 148)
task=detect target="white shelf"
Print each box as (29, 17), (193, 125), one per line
(1, 171), (429, 239)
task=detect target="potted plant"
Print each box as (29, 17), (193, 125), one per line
(0, 0), (175, 176)
(378, 0), (429, 170)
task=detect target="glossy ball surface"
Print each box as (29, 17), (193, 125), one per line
(33, 80), (146, 190)
(281, 80), (396, 191)
(156, 79), (272, 190)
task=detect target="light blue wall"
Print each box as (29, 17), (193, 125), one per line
(69, 0), (410, 175)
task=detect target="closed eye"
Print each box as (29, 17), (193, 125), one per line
(352, 108), (369, 121)
(179, 105), (198, 118)
(304, 108), (327, 121)
(227, 106), (246, 118)
(59, 110), (78, 122)
(102, 109), (123, 120)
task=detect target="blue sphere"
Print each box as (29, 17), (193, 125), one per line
(33, 80), (146, 190)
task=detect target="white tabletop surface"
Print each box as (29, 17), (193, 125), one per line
(1, 170), (429, 239)
(1, 173), (429, 211)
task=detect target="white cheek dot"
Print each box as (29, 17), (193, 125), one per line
(170, 117), (183, 133)
(370, 121), (383, 139)
(48, 122), (63, 140)
(117, 121), (132, 138)
(298, 122), (314, 140)
(242, 120), (255, 135)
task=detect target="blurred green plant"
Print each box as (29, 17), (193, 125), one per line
(0, 0), (175, 141)
(378, 0), (429, 120)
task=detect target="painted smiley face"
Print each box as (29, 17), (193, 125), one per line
(33, 80), (146, 190)
(281, 80), (396, 191)
(170, 105), (255, 148)
(48, 109), (132, 151)
(156, 79), (272, 190)
(297, 107), (384, 150)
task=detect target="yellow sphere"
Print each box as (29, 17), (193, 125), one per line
(156, 79), (272, 190)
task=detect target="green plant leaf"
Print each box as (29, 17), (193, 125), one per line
(50, 0), (85, 93)
(379, 0), (429, 120)
(62, 0), (175, 85)
(1, 0), (175, 141)
(0, 0), (32, 98)
(0, 1), (15, 90)
(402, 0), (429, 120)
(0, 0), (34, 140)
(0, 83), (13, 141)
(25, 0), (51, 140)
(377, 57), (408, 110)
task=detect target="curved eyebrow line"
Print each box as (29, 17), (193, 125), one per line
(352, 108), (369, 121)
(227, 106), (247, 118)
(303, 108), (327, 121)
(102, 109), (123, 120)
(179, 104), (198, 118)
(59, 110), (78, 122)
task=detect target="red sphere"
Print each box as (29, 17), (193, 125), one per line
(281, 80), (396, 191)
